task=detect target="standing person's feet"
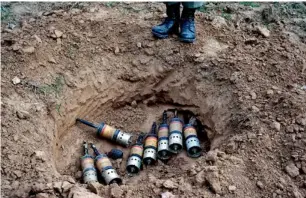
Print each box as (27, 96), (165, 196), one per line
(152, 4), (180, 39)
(179, 8), (196, 43)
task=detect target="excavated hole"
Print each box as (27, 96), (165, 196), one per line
(54, 89), (232, 183)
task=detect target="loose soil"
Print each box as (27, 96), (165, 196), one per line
(1, 2), (306, 198)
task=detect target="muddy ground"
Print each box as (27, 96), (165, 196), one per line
(1, 2), (306, 198)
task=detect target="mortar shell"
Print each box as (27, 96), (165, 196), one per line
(97, 123), (132, 147)
(95, 154), (122, 185)
(81, 154), (98, 183)
(143, 135), (158, 165)
(169, 118), (183, 154)
(183, 124), (202, 158)
(126, 144), (143, 174)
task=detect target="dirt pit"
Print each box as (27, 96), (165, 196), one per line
(55, 81), (230, 182)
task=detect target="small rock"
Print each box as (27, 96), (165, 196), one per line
(279, 177), (287, 186)
(256, 26), (270, 38)
(12, 76), (21, 85)
(256, 181), (264, 189)
(225, 141), (237, 154)
(267, 89), (274, 96)
(271, 121), (281, 131)
(13, 170), (22, 178)
(33, 151), (46, 161)
(163, 180), (177, 189)
(205, 171), (221, 194)
(31, 183), (46, 193)
(48, 57), (56, 64)
(293, 187), (303, 198)
(137, 42), (142, 48)
(54, 30), (63, 38)
(50, 34), (57, 39)
(252, 106), (260, 113)
(29, 18), (36, 22)
(286, 126), (294, 133)
(22, 46), (35, 54)
(285, 163), (299, 178)
(110, 183), (124, 198)
(57, 38), (61, 45)
(13, 134), (18, 141)
(195, 170), (205, 184)
(131, 100), (137, 108)
(34, 35), (42, 43)
(144, 48), (154, 56)
(293, 124), (300, 132)
(206, 150), (218, 162)
(87, 182), (102, 194)
(12, 44), (20, 51)
(161, 191), (176, 198)
(67, 177), (76, 184)
(53, 182), (62, 193)
(230, 71), (240, 83)
(228, 185), (236, 192)
(245, 37), (258, 45)
(247, 75), (255, 82)
(296, 117), (306, 126)
(250, 91), (257, 100)
(16, 110), (30, 119)
(247, 132), (256, 139)
(211, 16), (227, 29)
(277, 183), (284, 190)
(62, 181), (73, 193)
(114, 46), (120, 54)
(275, 189), (282, 195)
(7, 22), (16, 29)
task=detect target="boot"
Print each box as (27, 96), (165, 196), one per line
(152, 3), (180, 39)
(180, 8), (196, 43)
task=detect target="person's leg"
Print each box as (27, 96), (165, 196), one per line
(179, 2), (204, 43)
(151, 3), (181, 39)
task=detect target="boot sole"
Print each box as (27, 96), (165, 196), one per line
(179, 37), (195, 43)
(152, 31), (169, 39)
(152, 29), (179, 39)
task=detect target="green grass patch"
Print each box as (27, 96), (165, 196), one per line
(1, 5), (14, 21)
(38, 76), (64, 97)
(239, 2), (261, 8)
(103, 2), (118, 8)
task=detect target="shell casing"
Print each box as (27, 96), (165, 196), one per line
(97, 123), (132, 147)
(158, 124), (169, 138)
(126, 144), (143, 174)
(143, 135), (158, 165)
(95, 154), (122, 185)
(81, 155), (98, 184)
(144, 136), (158, 148)
(183, 124), (202, 158)
(169, 118), (183, 154)
(157, 124), (170, 160)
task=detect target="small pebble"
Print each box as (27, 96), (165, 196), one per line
(256, 181), (264, 189)
(12, 76), (21, 85)
(228, 185), (236, 191)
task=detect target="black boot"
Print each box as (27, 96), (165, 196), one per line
(152, 3), (180, 39)
(180, 8), (196, 43)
